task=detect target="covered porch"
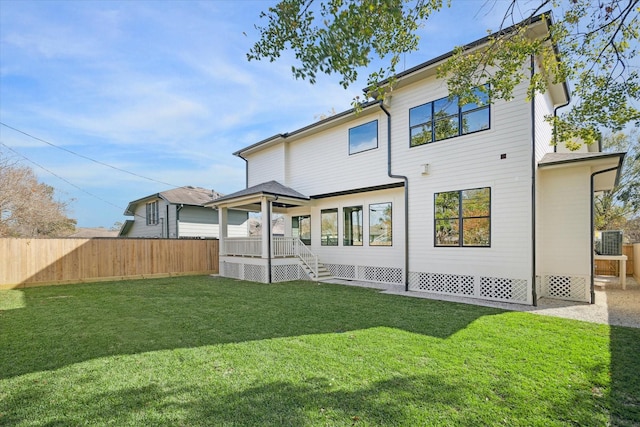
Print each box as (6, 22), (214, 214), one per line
(208, 181), (329, 283)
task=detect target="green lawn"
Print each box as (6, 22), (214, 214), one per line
(1, 276), (638, 426)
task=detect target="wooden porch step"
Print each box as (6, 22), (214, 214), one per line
(300, 261), (333, 281)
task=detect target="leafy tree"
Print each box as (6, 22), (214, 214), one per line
(249, 0), (639, 147)
(595, 130), (640, 232)
(0, 149), (76, 237)
(623, 216), (640, 242)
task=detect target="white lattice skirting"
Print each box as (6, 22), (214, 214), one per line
(222, 261), (310, 284)
(325, 264), (404, 285)
(222, 261), (269, 283)
(408, 272), (529, 304)
(539, 274), (589, 302)
(272, 264), (310, 283)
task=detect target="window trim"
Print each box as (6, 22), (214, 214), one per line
(343, 205), (363, 246)
(369, 202), (392, 247)
(292, 215), (311, 245)
(321, 208), (338, 246)
(410, 85), (490, 147)
(146, 200), (159, 226)
(348, 120), (379, 155)
(434, 187), (491, 248)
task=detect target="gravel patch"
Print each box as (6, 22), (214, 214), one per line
(324, 276), (640, 329)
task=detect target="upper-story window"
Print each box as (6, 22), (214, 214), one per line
(146, 200), (159, 226)
(349, 120), (378, 155)
(410, 85), (490, 147)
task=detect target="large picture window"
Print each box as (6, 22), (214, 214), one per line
(292, 215), (311, 245)
(369, 202), (392, 246)
(349, 120), (378, 155)
(434, 187), (490, 247)
(146, 201), (159, 225)
(343, 206), (363, 246)
(410, 85), (490, 147)
(321, 209), (338, 246)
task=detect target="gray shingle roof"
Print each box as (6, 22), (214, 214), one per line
(212, 180), (309, 204)
(159, 186), (223, 205)
(124, 186), (223, 215)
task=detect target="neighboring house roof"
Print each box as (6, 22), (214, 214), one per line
(123, 186), (223, 216)
(235, 11), (566, 158)
(118, 220), (134, 237)
(68, 227), (119, 238)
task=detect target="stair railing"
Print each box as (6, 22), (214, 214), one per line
(273, 237), (319, 279)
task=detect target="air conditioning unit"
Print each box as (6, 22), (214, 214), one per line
(599, 230), (623, 256)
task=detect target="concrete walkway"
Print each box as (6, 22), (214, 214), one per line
(324, 276), (640, 329)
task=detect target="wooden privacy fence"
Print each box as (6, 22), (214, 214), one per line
(594, 244), (635, 277)
(0, 238), (219, 289)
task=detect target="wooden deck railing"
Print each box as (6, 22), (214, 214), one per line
(223, 236), (319, 279)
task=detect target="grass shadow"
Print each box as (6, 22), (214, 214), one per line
(0, 276), (503, 379)
(609, 326), (640, 425)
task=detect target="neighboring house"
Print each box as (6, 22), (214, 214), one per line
(119, 186), (248, 239)
(209, 14), (625, 306)
(68, 227), (119, 238)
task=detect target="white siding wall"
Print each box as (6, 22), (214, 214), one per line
(386, 74), (534, 298)
(285, 110), (397, 195)
(179, 207), (248, 238)
(179, 206), (219, 238)
(537, 165), (592, 302)
(538, 166), (592, 275)
(534, 89), (557, 161)
(246, 143), (285, 187)
(283, 187), (405, 284)
(313, 188), (403, 266)
(124, 199), (166, 238)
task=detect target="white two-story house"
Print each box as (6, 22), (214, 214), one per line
(209, 14), (625, 306)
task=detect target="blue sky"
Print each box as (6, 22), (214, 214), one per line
(0, 0), (532, 228)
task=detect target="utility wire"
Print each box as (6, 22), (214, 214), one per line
(0, 122), (182, 189)
(0, 141), (147, 221)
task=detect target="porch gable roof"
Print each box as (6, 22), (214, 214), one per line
(207, 180), (310, 210)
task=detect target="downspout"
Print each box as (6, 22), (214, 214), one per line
(166, 205), (170, 238)
(237, 153), (249, 188)
(530, 54), (538, 306)
(267, 199), (272, 284)
(590, 166), (620, 303)
(176, 204), (184, 238)
(552, 95), (571, 153)
(379, 101), (410, 292)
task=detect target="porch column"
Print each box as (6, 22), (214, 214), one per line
(260, 197), (271, 258)
(219, 207), (228, 255)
